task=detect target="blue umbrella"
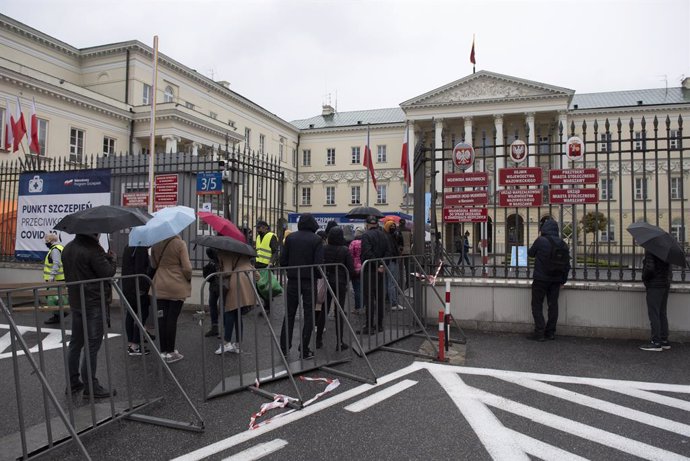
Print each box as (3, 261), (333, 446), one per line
(128, 206), (196, 246)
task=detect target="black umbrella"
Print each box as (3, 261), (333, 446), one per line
(627, 222), (688, 267)
(194, 235), (256, 257)
(54, 205), (151, 234)
(345, 206), (384, 219)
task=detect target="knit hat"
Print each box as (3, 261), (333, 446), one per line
(384, 221), (396, 233)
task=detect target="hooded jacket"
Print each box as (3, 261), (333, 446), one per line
(527, 219), (570, 283)
(323, 226), (355, 289)
(62, 234), (117, 310)
(281, 213), (324, 280)
(642, 251), (672, 288)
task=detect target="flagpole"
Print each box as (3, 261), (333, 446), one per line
(147, 35), (159, 214)
(366, 124), (370, 207)
(473, 34), (476, 74)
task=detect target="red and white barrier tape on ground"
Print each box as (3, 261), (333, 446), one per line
(410, 260), (443, 285)
(248, 376), (340, 430)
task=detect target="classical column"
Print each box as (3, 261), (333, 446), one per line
(434, 119), (445, 196)
(494, 114), (504, 191)
(464, 117), (474, 173)
(558, 112), (569, 169)
(163, 135), (180, 154)
(192, 141), (202, 156)
(526, 113), (535, 167)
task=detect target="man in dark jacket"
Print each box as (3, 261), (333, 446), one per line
(359, 215), (391, 334)
(527, 219), (570, 341)
(639, 250), (672, 351)
(63, 233), (117, 398)
(279, 213), (324, 359)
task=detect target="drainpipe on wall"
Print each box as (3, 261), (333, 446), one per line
(125, 49), (134, 154)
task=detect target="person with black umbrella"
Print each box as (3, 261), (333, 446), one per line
(639, 250), (672, 351)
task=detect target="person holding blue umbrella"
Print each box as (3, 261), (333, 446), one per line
(129, 206), (196, 363)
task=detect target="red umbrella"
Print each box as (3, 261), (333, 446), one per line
(380, 215), (401, 224)
(198, 211), (246, 242)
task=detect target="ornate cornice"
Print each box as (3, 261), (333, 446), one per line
(297, 168), (404, 183)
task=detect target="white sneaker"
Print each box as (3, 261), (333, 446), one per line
(214, 343), (237, 355)
(232, 342), (241, 354)
(166, 350), (184, 363)
(160, 352), (170, 361)
(391, 304), (404, 311)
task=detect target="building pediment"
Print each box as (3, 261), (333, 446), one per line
(400, 70), (574, 109)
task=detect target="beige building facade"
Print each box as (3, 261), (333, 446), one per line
(2, 13), (689, 255)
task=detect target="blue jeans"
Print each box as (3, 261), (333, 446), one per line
(68, 306), (104, 386)
(222, 308), (242, 343)
(646, 286), (669, 342)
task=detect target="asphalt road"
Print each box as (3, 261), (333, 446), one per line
(1, 302), (689, 460)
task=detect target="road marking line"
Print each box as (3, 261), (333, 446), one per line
(344, 379), (418, 413)
(170, 362), (426, 461)
(505, 428), (589, 461)
(441, 371), (689, 461)
(221, 439), (288, 461)
(502, 376), (690, 437)
(592, 385), (690, 412)
(0, 324), (119, 360)
(431, 367), (529, 460)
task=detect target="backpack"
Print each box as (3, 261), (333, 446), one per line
(544, 236), (569, 276)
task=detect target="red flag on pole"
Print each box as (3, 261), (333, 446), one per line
(363, 126), (377, 189)
(400, 124), (411, 186)
(12, 96), (27, 152)
(470, 35), (476, 65)
(29, 98), (40, 154)
(4, 97), (13, 151)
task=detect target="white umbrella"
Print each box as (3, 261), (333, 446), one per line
(128, 206), (196, 246)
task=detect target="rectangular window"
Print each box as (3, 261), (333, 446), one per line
(326, 148), (336, 165)
(69, 128), (84, 162)
(259, 134), (265, 154)
(351, 186), (361, 205)
(292, 148), (297, 167)
(301, 187), (311, 205)
(279, 138), (285, 162)
(325, 186), (336, 205)
(671, 177), (682, 200)
(302, 149), (311, 167)
(635, 177), (648, 200)
(377, 145), (387, 163)
(634, 131), (646, 151)
(103, 136), (116, 156)
(376, 184), (387, 204)
(185, 101), (194, 110)
(143, 84), (152, 105)
(671, 222), (684, 243)
(599, 133), (611, 152)
(670, 129), (680, 150)
(538, 136), (550, 155)
(244, 127), (251, 150)
(600, 178), (614, 200)
(37, 118), (48, 156)
(351, 146), (360, 164)
(600, 223), (616, 242)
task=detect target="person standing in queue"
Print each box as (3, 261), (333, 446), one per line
(62, 233), (117, 398)
(254, 220), (278, 315)
(639, 250), (672, 351)
(150, 234), (192, 363)
(359, 215), (391, 334)
(279, 213), (323, 359)
(43, 233), (67, 325)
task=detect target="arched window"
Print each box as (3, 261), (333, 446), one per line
(164, 86), (174, 103)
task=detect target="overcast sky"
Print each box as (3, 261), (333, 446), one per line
(3, 0), (689, 122)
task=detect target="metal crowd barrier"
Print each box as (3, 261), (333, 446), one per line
(0, 275), (204, 461)
(197, 264), (377, 402)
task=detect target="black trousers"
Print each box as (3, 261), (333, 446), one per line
(280, 280), (315, 352)
(646, 286), (670, 342)
(158, 299), (183, 353)
(363, 266), (385, 328)
(531, 279), (562, 336)
(125, 294), (150, 344)
(68, 307), (104, 386)
(316, 284), (347, 344)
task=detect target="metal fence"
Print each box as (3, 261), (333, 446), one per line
(0, 146), (285, 268)
(427, 114), (689, 282)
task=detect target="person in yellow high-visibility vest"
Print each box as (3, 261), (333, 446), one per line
(43, 233), (68, 324)
(255, 220), (278, 314)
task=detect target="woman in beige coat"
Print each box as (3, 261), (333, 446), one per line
(151, 235), (192, 363)
(215, 250), (257, 354)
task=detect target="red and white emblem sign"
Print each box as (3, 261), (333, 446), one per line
(452, 142), (474, 170)
(566, 136), (585, 161)
(509, 140), (528, 164)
